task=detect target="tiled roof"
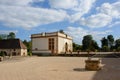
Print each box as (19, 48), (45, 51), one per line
(0, 39), (27, 49)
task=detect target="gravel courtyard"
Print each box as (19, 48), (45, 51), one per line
(0, 56), (120, 80)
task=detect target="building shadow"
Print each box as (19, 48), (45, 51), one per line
(92, 58), (120, 80)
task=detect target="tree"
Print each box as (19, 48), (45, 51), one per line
(0, 34), (7, 40)
(0, 51), (4, 56)
(82, 35), (99, 51)
(101, 37), (108, 48)
(101, 37), (109, 51)
(91, 40), (99, 51)
(115, 39), (120, 51)
(0, 36), (2, 40)
(107, 35), (114, 50)
(102, 46), (110, 52)
(0, 32), (15, 40)
(117, 47), (120, 52)
(7, 32), (16, 39)
(73, 43), (82, 51)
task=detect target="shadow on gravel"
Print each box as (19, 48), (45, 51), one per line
(73, 68), (88, 72)
(92, 58), (120, 80)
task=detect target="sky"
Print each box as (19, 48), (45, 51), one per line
(0, 0), (120, 46)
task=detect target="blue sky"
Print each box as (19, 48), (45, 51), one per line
(0, 0), (120, 46)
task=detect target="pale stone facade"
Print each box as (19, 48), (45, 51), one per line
(31, 32), (73, 55)
(0, 39), (27, 56)
(0, 49), (27, 56)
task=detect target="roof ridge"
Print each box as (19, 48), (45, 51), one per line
(19, 39), (27, 49)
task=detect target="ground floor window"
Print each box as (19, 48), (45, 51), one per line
(49, 38), (54, 53)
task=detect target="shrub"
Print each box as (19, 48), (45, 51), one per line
(0, 51), (4, 56)
(28, 52), (32, 56)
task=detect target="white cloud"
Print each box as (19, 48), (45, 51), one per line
(0, 0), (97, 29)
(0, 0), (44, 6)
(0, 0), (68, 29)
(80, 1), (120, 28)
(49, 0), (78, 9)
(1, 0), (120, 30)
(80, 13), (112, 28)
(70, 0), (96, 22)
(49, 0), (96, 12)
(33, 0), (45, 2)
(49, 0), (96, 22)
(65, 26), (112, 44)
(0, 0), (32, 6)
(97, 2), (120, 18)
(73, 0), (96, 12)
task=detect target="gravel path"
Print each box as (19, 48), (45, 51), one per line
(0, 56), (119, 80)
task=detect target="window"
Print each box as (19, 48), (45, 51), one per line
(35, 48), (38, 50)
(14, 49), (16, 51)
(49, 38), (54, 50)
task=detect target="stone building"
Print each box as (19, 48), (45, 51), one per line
(0, 39), (27, 56)
(31, 31), (73, 55)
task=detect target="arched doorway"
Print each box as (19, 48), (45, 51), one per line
(3, 51), (7, 56)
(0, 51), (7, 56)
(65, 42), (68, 53)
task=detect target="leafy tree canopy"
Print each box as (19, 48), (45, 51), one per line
(82, 35), (99, 51)
(7, 32), (16, 39)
